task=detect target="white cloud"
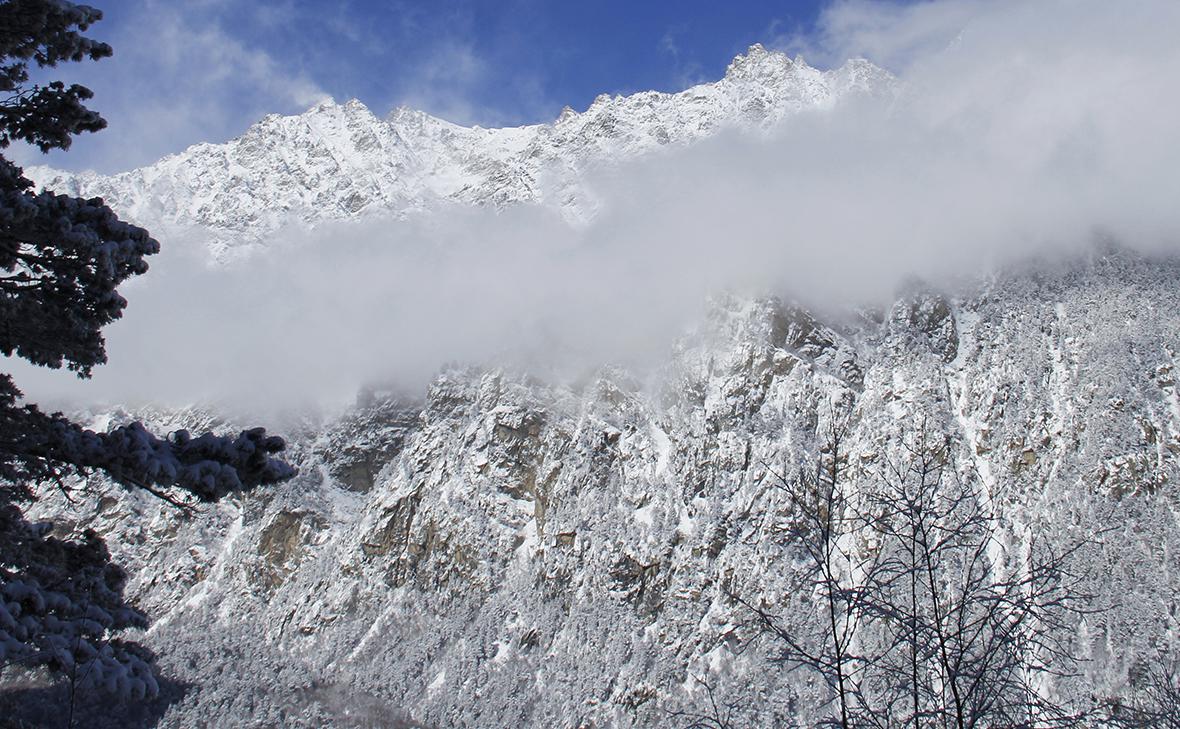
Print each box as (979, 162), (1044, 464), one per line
(393, 39), (557, 128)
(395, 41), (494, 126)
(776, 0), (987, 70)
(10, 0), (327, 173)
(10, 0), (1180, 414)
(659, 24), (708, 91)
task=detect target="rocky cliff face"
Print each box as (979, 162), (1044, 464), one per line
(18, 249), (1180, 727)
(11, 46), (1180, 728)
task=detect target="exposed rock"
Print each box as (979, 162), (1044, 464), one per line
(28, 252), (1180, 728)
(257, 510), (326, 589)
(26, 47), (897, 261)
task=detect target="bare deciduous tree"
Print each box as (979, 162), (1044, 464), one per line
(730, 421), (1096, 728)
(733, 425), (889, 728)
(1107, 657), (1180, 728)
(667, 674), (739, 729)
(864, 426), (1092, 728)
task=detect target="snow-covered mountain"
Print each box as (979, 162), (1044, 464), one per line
(8, 45), (1180, 728)
(19, 249), (1180, 728)
(28, 45), (892, 261)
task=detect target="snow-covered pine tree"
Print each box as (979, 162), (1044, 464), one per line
(0, 0), (295, 699)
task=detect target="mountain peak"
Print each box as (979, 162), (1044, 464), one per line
(307, 96), (341, 113)
(301, 97), (376, 120)
(724, 43), (796, 82)
(29, 49), (894, 261)
(556, 105), (578, 124)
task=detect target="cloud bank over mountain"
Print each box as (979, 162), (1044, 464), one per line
(12, 0), (1180, 412)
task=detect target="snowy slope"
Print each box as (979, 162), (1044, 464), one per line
(6, 45), (1179, 729)
(27, 46), (893, 261)
(20, 248), (1180, 728)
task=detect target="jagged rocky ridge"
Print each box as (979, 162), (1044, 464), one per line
(27, 45), (892, 261)
(7, 45), (1180, 727)
(13, 248), (1180, 727)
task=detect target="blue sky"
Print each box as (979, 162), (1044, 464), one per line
(15, 0), (862, 172)
(225, 0), (834, 121)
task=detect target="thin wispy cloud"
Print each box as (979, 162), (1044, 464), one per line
(659, 25), (708, 90)
(771, 0), (985, 71)
(9, 0), (327, 173)
(397, 41), (499, 126)
(9, 0), (568, 171)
